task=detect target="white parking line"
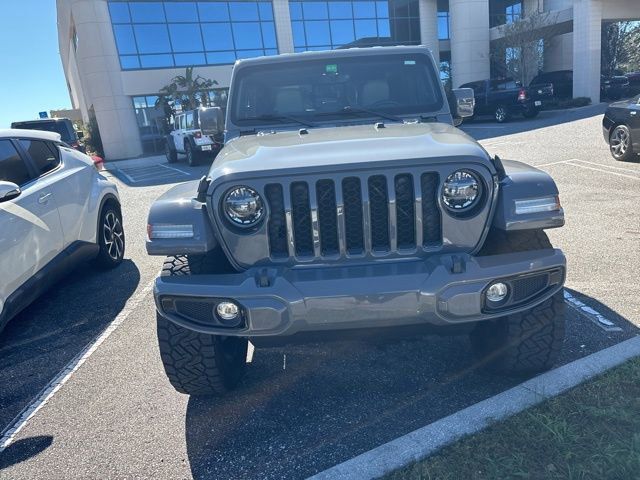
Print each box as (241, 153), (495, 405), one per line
(0, 279), (155, 452)
(564, 290), (623, 332)
(158, 163), (192, 176)
(534, 159), (574, 168)
(111, 167), (137, 184)
(571, 159), (640, 175)
(564, 161), (640, 181)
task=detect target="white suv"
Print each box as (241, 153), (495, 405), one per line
(0, 129), (125, 333)
(165, 107), (224, 166)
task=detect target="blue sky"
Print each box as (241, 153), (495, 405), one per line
(0, 1), (71, 128)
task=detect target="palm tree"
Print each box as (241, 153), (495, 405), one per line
(155, 67), (218, 125)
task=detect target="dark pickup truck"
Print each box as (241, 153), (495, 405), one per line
(461, 78), (553, 123)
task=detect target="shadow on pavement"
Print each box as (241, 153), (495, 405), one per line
(106, 160), (211, 188)
(0, 260), (140, 430)
(462, 103), (609, 141)
(184, 289), (638, 480)
(0, 436), (53, 470)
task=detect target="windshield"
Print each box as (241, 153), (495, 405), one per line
(230, 53), (443, 128)
(11, 121), (74, 142)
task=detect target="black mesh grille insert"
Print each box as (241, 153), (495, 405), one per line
(395, 174), (415, 249)
(421, 173), (441, 246)
(368, 175), (390, 251)
(175, 299), (215, 324)
(290, 181), (313, 256)
(342, 177), (364, 254)
(512, 274), (549, 302)
(316, 180), (339, 256)
(265, 184), (288, 257)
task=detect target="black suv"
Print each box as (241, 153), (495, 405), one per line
(11, 118), (86, 153)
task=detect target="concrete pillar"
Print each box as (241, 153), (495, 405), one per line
(272, 0), (294, 54)
(450, 0), (491, 87)
(71, 0), (142, 160)
(572, 0), (602, 101)
(419, 0), (440, 67)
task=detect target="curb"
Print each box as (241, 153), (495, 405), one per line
(308, 335), (640, 480)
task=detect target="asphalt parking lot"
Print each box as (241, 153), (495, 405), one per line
(1, 103), (639, 479)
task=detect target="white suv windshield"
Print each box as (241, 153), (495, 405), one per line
(230, 53), (443, 127)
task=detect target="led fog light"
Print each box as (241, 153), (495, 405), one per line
(486, 282), (509, 304)
(216, 302), (240, 321)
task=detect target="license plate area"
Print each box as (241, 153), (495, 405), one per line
(534, 101), (542, 107)
(201, 145), (212, 151)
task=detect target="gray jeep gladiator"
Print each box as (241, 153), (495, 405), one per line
(146, 46), (566, 396)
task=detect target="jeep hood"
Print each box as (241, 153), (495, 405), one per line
(209, 123), (491, 179)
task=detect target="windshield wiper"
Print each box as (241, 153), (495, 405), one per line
(245, 114), (317, 128)
(341, 105), (403, 123)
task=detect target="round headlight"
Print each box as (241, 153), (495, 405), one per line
(224, 186), (264, 226)
(442, 170), (481, 212)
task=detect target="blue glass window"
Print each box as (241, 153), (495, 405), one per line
(290, 0), (420, 51)
(113, 24), (137, 55)
(168, 24), (203, 52)
(109, 3), (131, 23)
(229, 2), (259, 21)
(233, 22), (263, 49)
(201, 23), (234, 50)
(129, 2), (165, 23)
(134, 24), (171, 54)
(164, 2), (198, 22)
(198, 2), (230, 21)
(206, 51), (236, 64)
(174, 52), (206, 66)
(109, 1), (277, 70)
(437, 12), (449, 40)
(140, 54), (174, 68)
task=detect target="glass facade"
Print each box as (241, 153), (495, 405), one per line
(489, 0), (522, 27)
(289, 0), (421, 52)
(437, 0), (449, 40)
(108, 1), (278, 70)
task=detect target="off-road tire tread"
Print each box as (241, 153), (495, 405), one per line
(157, 255), (247, 395)
(472, 229), (565, 374)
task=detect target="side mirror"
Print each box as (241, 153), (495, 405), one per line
(76, 130), (84, 139)
(0, 181), (21, 203)
(453, 88), (475, 120)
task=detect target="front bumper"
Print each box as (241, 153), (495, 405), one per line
(155, 249), (565, 338)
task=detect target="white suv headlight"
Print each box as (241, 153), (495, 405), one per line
(223, 186), (264, 226)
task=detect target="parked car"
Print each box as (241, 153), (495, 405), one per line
(602, 94), (640, 161)
(11, 118), (86, 153)
(530, 70), (573, 99)
(626, 72), (640, 95)
(460, 78), (552, 122)
(601, 75), (630, 100)
(0, 129), (124, 333)
(165, 106), (224, 166)
(146, 46), (567, 396)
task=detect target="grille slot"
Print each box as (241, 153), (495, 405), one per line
(395, 174), (416, 249)
(342, 177), (364, 254)
(368, 175), (390, 251)
(267, 172), (442, 260)
(174, 299), (215, 324)
(421, 173), (441, 246)
(290, 182), (313, 257)
(265, 184), (288, 257)
(316, 180), (339, 256)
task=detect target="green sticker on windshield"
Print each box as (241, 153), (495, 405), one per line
(325, 64), (338, 74)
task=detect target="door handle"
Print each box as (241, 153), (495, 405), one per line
(38, 192), (52, 204)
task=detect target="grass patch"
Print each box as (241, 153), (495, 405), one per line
(387, 357), (640, 480)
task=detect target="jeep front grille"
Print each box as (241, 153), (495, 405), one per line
(265, 173), (441, 260)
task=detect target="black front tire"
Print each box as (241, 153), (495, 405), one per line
(157, 254), (247, 395)
(471, 229), (565, 374)
(93, 203), (125, 269)
(165, 140), (177, 164)
(185, 142), (198, 167)
(523, 108), (540, 119)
